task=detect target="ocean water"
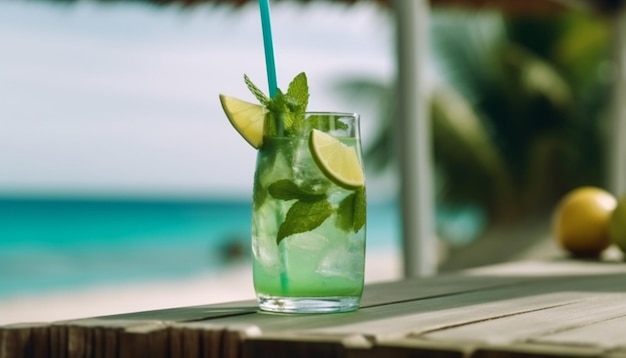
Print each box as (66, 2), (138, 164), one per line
(0, 197), (400, 299)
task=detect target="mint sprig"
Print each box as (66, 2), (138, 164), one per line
(267, 179), (365, 243)
(286, 72), (309, 133)
(244, 74), (270, 107)
(243, 72), (365, 244)
(268, 179), (332, 244)
(336, 188), (367, 233)
(268, 180), (325, 202)
(252, 179), (268, 211)
(244, 72), (309, 136)
(277, 200), (333, 244)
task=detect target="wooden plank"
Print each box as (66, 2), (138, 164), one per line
(30, 324), (50, 358)
(463, 260), (626, 277)
(0, 324), (26, 358)
(0, 323), (49, 358)
(52, 319), (172, 358)
(606, 349), (626, 358)
(102, 326), (117, 358)
(4, 260), (626, 358)
(90, 260), (588, 325)
(169, 322), (228, 358)
(91, 326), (104, 358)
(0, 323), (51, 358)
(315, 296), (576, 339)
(533, 314), (626, 350)
(167, 323), (218, 358)
(360, 273), (533, 308)
(67, 323), (92, 358)
(352, 345), (466, 358)
(49, 324), (68, 358)
(421, 294), (626, 347)
(352, 338), (473, 358)
(242, 333), (367, 358)
(471, 343), (605, 358)
(243, 333), (471, 358)
(98, 301), (258, 322)
(169, 325), (184, 358)
(88, 273), (529, 325)
(55, 319), (155, 358)
(65, 261), (626, 327)
(181, 327), (202, 358)
(183, 270), (626, 357)
(195, 262), (626, 337)
(205, 287), (584, 338)
(166, 322), (260, 358)
(118, 321), (169, 358)
(221, 325), (261, 358)
(200, 327), (224, 358)
(364, 338), (605, 357)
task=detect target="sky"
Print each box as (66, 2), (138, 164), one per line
(0, 0), (395, 200)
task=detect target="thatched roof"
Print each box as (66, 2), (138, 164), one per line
(39, 0), (625, 15)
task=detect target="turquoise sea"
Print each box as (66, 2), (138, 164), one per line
(0, 197), (400, 299)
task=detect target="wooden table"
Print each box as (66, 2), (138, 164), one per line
(3, 259), (626, 358)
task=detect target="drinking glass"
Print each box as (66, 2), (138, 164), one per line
(251, 112), (366, 313)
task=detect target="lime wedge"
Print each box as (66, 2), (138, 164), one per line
(309, 129), (365, 189)
(219, 94), (266, 149)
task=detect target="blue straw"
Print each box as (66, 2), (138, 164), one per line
(258, 0), (278, 98)
(258, 0), (288, 295)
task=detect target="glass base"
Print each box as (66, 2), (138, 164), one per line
(257, 294), (361, 314)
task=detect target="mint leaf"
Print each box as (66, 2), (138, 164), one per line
(241, 72), (310, 137)
(265, 90), (296, 132)
(287, 72), (309, 113)
(244, 74), (270, 106)
(287, 73), (309, 135)
(336, 193), (355, 232)
(253, 181), (268, 211)
(243, 74), (284, 136)
(268, 179), (326, 201)
(277, 199), (332, 244)
(306, 114), (349, 132)
(353, 188), (366, 232)
(265, 112), (278, 137)
(336, 188), (367, 233)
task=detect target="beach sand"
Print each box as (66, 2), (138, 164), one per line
(0, 249), (402, 325)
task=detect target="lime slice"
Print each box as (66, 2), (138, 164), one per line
(219, 94), (266, 149)
(309, 129), (365, 189)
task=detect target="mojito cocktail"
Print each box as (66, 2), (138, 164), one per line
(252, 113), (365, 312)
(220, 73), (366, 313)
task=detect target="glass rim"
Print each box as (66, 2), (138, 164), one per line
(262, 111), (361, 139)
(304, 111), (360, 118)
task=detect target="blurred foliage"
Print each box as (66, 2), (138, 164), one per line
(337, 9), (613, 230)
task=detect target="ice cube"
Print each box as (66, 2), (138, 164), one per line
(252, 235), (281, 275)
(284, 231), (328, 252)
(258, 148), (292, 187)
(252, 201), (288, 275)
(316, 240), (365, 281)
(282, 231), (328, 273)
(291, 140), (329, 194)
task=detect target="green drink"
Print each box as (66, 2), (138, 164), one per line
(220, 73), (366, 313)
(252, 113), (366, 312)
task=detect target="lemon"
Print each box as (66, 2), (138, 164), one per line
(552, 186), (617, 257)
(309, 129), (365, 190)
(219, 94), (266, 149)
(609, 195), (626, 253)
